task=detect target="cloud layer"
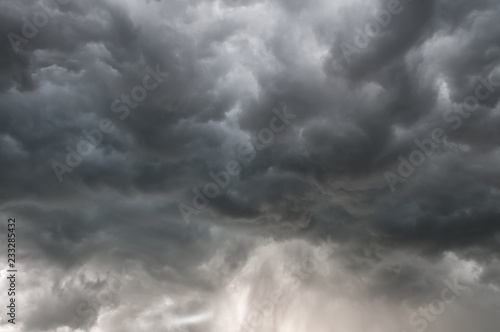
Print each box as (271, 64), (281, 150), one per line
(1, 0), (500, 331)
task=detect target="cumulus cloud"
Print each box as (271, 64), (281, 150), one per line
(1, 0), (499, 331)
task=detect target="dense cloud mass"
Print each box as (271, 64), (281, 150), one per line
(0, 0), (499, 331)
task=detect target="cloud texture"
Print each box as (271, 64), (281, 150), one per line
(1, 0), (500, 331)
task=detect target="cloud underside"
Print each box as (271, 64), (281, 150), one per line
(0, 0), (500, 331)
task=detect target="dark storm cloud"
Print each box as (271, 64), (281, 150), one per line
(1, 0), (500, 331)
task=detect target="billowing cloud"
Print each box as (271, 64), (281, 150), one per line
(1, 0), (499, 331)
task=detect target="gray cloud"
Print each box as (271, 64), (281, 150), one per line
(1, 0), (500, 331)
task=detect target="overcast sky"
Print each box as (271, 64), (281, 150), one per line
(1, 0), (500, 331)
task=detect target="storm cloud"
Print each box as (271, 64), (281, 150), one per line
(0, 0), (499, 331)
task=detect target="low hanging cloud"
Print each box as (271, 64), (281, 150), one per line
(0, 0), (500, 331)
